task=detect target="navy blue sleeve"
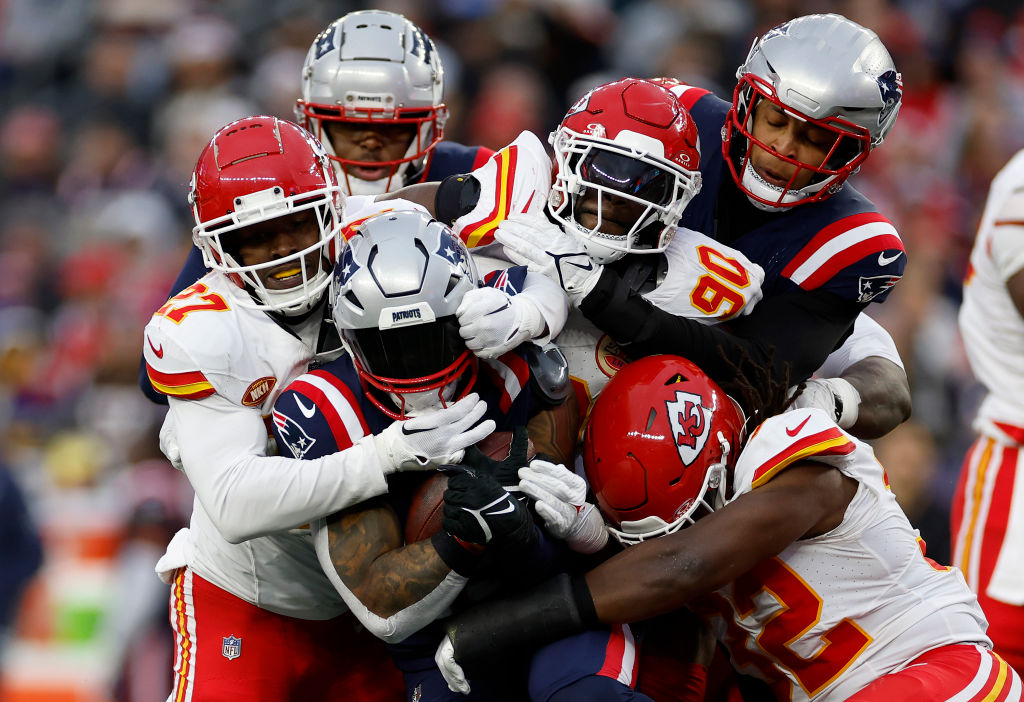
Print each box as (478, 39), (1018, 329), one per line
(271, 361), (368, 460)
(425, 142), (494, 181)
(138, 247), (211, 405)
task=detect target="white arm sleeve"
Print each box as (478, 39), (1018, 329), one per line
(518, 270), (570, 343)
(311, 517), (468, 643)
(172, 394), (389, 544)
(816, 313), (904, 378)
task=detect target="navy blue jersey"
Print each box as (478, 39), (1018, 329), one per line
(677, 87), (906, 305)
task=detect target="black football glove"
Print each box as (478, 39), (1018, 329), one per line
(461, 425), (531, 496)
(431, 465), (539, 576)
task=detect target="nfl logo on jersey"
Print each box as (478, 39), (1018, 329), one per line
(222, 635), (242, 660)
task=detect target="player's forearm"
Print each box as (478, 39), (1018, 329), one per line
(313, 516), (467, 643)
(519, 272), (569, 342)
(325, 507), (454, 617)
(193, 439), (389, 543)
(839, 357), (911, 439)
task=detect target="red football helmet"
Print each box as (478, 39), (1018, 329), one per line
(548, 78), (702, 264)
(582, 355), (746, 546)
(189, 116), (344, 316)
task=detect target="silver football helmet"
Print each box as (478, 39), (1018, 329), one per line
(295, 10), (448, 196)
(724, 13), (902, 209)
(331, 210), (480, 418)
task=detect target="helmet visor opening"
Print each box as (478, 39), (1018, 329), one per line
(579, 150), (673, 206)
(346, 315), (465, 381)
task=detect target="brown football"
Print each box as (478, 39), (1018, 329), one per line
(402, 431), (536, 543)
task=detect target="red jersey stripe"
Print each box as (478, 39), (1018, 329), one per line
(751, 428), (855, 487)
(460, 146), (518, 248)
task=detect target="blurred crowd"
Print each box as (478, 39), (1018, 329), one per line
(2, 0), (1024, 699)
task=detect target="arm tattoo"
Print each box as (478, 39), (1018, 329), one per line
(326, 498), (452, 618)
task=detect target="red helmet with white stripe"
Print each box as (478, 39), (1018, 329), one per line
(189, 116), (345, 316)
(548, 78), (702, 263)
(582, 355), (745, 546)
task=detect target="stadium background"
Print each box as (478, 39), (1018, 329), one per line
(1, 0), (1022, 699)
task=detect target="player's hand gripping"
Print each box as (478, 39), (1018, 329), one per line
(494, 213), (603, 305)
(460, 425), (531, 497)
(441, 468), (535, 549)
(373, 394), (496, 474)
(456, 286), (545, 359)
(518, 458), (609, 554)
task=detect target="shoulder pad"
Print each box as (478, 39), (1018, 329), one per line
(731, 408), (856, 496)
(454, 130), (553, 249)
(271, 366), (370, 459)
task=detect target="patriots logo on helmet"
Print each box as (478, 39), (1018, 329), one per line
(314, 23), (337, 60)
(666, 390), (712, 466)
(876, 70), (903, 127)
(436, 231), (471, 275)
(273, 408), (317, 459)
(335, 247), (358, 287)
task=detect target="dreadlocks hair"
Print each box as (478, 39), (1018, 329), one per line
(718, 346), (798, 438)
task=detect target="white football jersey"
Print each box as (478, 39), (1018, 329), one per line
(559, 228), (765, 404)
(959, 148), (1024, 438)
(145, 197), (427, 619)
(695, 408), (990, 701)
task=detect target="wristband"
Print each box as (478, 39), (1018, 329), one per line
(827, 377), (861, 429)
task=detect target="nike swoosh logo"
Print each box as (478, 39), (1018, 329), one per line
(786, 415), (812, 437)
(877, 251), (902, 266)
(401, 423), (431, 436)
(147, 336), (164, 359)
(486, 301), (511, 316)
(294, 395), (316, 419)
(484, 499), (516, 516)
(564, 258), (594, 271)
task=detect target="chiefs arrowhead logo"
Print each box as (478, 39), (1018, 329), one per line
(665, 390), (712, 466)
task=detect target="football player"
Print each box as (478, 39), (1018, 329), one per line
(270, 210), (643, 701)
(481, 77), (909, 439)
(493, 14), (910, 435)
(143, 117), (496, 700)
(436, 355), (1018, 701)
(953, 147), (1024, 673)
(140, 10), (564, 403)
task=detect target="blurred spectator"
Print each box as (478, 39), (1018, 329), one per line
(0, 462), (43, 665)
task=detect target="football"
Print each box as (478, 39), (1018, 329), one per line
(402, 431), (536, 543)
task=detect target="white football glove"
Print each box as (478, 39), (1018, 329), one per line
(373, 394), (497, 473)
(518, 459), (609, 554)
(435, 635), (471, 695)
(494, 213), (603, 306)
(456, 286), (545, 359)
(788, 377), (861, 429)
